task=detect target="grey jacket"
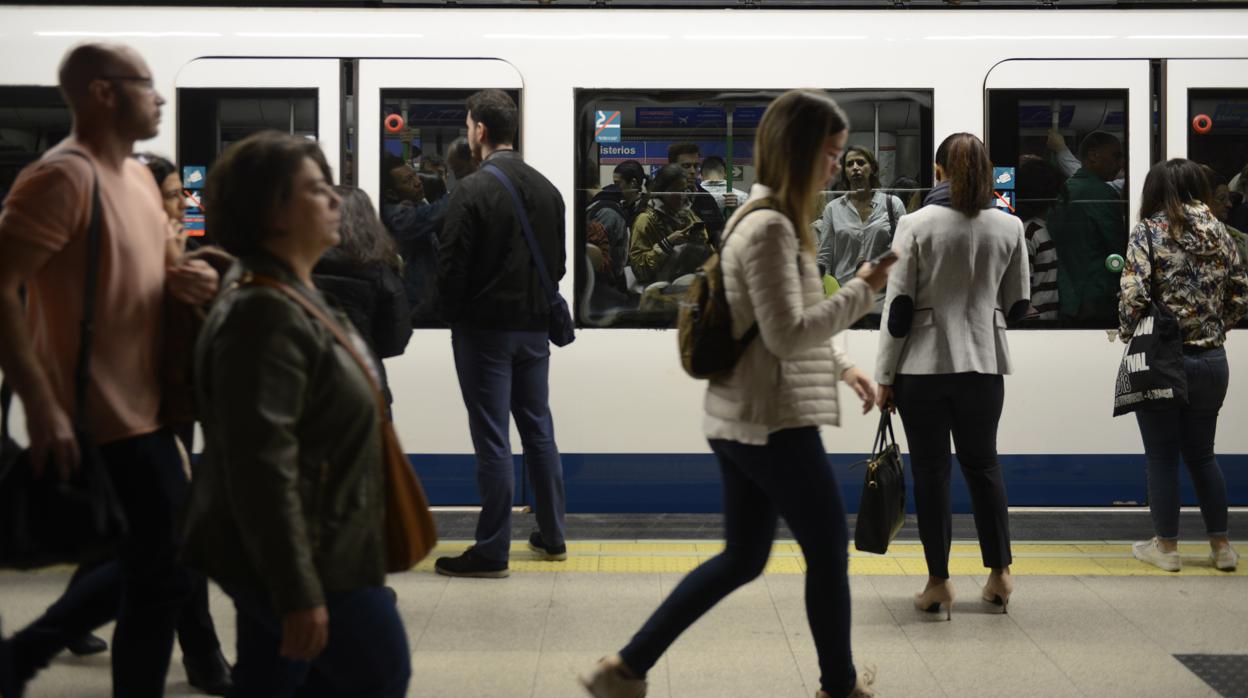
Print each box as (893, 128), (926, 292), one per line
(875, 204), (1030, 384)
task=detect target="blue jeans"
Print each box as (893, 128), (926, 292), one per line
(1136, 346), (1231, 540)
(225, 586), (410, 697)
(619, 427), (857, 696)
(451, 326), (566, 563)
(11, 429), (193, 697)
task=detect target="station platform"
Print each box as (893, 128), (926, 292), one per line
(2, 511), (1246, 697)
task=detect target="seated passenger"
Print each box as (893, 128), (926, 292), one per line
(628, 163), (708, 287)
(585, 165), (631, 287)
(814, 146), (906, 307)
(1045, 131), (1127, 324)
(312, 186), (412, 407)
(379, 153), (448, 322)
(698, 155), (749, 217)
(668, 142), (726, 246)
(1016, 158), (1063, 320)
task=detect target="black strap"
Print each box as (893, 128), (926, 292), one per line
(873, 410), (897, 456)
(886, 194), (898, 237)
(64, 151), (103, 433)
(480, 162), (559, 304)
(0, 150), (101, 440)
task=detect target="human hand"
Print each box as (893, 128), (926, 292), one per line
(1046, 129), (1067, 153)
(27, 400), (79, 480)
(280, 606), (329, 661)
(841, 366), (876, 415)
(167, 259), (219, 306)
(667, 231), (689, 247)
(855, 249), (899, 292)
(877, 385), (895, 413)
(723, 193), (739, 208)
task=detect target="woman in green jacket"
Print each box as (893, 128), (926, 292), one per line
(182, 131), (410, 696)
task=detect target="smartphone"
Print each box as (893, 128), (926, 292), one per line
(868, 248), (898, 266)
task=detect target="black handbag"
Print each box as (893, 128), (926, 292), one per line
(853, 411), (906, 555)
(1113, 227), (1188, 416)
(481, 163), (575, 347)
(0, 151), (128, 570)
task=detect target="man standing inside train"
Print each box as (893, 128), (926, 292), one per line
(435, 89), (568, 578)
(0, 43), (218, 695)
(668, 142), (727, 247)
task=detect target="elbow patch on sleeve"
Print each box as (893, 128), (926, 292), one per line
(887, 295), (914, 338)
(1007, 299), (1030, 322)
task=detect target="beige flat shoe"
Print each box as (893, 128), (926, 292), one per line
(580, 655), (646, 698)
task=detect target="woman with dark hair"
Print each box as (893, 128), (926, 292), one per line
(876, 132), (1030, 618)
(627, 163), (707, 286)
(183, 131), (411, 695)
(312, 186), (412, 406)
(585, 89), (892, 698)
(1120, 158), (1248, 573)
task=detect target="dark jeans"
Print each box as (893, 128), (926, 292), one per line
(451, 326), (566, 563)
(12, 428), (192, 697)
(619, 427), (857, 696)
(893, 373), (1012, 580)
(225, 585), (410, 697)
(1136, 346), (1231, 540)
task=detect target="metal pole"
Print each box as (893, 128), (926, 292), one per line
(288, 98), (296, 136)
(725, 107), (735, 217)
(873, 102), (881, 158)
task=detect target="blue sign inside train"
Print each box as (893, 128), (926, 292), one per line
(600, 140), (755, 165)
(633, 106), (767, 129)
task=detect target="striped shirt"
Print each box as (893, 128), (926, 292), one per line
(1025, 217), (1059, 319)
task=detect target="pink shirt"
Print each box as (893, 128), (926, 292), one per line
(0, 140), (167, 444)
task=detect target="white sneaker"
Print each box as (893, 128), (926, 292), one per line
(1133, 537), (1182, 572)
(1211, 545), (1239, 572)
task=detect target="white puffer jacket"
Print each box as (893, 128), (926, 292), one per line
(704, 185), (875, 444)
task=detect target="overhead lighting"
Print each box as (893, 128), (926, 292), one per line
(235, 32), (425, 38)
(483, 33), (669, 41)
(36, 30), (222, 37)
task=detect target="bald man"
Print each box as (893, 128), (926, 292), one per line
(0, 43), (218, 696)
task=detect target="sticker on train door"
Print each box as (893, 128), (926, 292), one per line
(595, 110), (621, 143)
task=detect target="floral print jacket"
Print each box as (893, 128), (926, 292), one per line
(1119, 202), (1248, 347)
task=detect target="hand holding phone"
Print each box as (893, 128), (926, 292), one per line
(869, 248), (898, 266)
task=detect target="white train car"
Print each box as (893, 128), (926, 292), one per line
(1, 4), (1245, 512)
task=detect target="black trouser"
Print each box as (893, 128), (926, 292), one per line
(893, 373), (1012, 579)
(620, 427), (857, 696)
(61, 556), (221, 658)
(12, 429), (192, 696)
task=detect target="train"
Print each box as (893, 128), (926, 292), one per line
(1, 3), (1246, 512)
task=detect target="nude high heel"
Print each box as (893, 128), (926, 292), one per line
(913, 580), (954, 621)
(580, 655), (647, 698)
(981, 569), (1013, 614)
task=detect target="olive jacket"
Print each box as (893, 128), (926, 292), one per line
(182, 252), (386, 615)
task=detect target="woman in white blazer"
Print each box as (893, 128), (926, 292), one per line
(876, 133), (1030, 619)
(582, 90), (896, 698)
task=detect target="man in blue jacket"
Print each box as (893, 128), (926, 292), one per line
(435, 89), (568, 578)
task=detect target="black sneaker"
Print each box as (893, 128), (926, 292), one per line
(435, 548), (510, 578)
(66, 633), (108, 656)
(184, 648), (232, 696)
(528, 531), (568, 561)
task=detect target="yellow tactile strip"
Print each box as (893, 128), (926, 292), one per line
(409, 541), (1248, 577)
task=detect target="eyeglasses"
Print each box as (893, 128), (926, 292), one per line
(99, 75), (156, 92)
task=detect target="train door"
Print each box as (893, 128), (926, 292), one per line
(985, 60), (1153, 506)
(175, 59), (340, 241)
(1165, 59), (1248, 506)
(355, 59), (524, 505)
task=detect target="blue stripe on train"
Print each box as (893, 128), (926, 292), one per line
(409, 453), (1248, 514)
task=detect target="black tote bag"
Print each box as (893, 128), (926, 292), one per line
(853, 411), (906, 555)
(1113, 227), (1188, 416)
(0, 151), (128, 569)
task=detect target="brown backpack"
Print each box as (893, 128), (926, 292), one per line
(677, 199), (773, 379)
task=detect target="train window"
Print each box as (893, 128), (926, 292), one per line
(574, 89), (933, 329)
(177, 88), (317, 172)
(377, 88), (521, 327)
(988, 89), (1129, 328)
(0, 87), (70, 205)
(1189, 89), (1248, 329)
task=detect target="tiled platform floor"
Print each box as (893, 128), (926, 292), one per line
(2, 540), (1246, 697)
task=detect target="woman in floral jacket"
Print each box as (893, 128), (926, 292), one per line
(1119, 158), (1248, 573)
